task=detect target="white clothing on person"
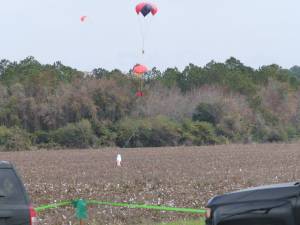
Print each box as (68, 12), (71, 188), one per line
(116, 154), (122, 167)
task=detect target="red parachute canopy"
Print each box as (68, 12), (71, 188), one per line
(80, 16), (87, 22)
(135, 2), (158, 17)
(133, 64), (148, 75)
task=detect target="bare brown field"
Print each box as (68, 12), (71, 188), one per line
(1, 143), (300, 225)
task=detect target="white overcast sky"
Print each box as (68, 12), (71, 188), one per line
(0, 0), (299, 72)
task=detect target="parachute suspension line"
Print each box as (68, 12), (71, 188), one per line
(138, 16), (146, 56)
(133, 65), (147, 97)
(139, 77), (143, 93)
(134, 2), (157, 98)
(135, 2), (158, 58)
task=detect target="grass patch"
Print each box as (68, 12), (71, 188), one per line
(156, 219), (205, 225)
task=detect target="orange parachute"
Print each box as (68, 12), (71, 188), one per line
(133, 64), (148, 76)
(133, 64), (148, 97)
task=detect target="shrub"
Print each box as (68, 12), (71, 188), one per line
(51, 119), (96, 148)
(286, 126), (298, 139)
(0, 126), (31, 151)
(193, 103), (223, 125)
(216, 116), (252, 142)
(251, 123), (289, 143)
(116, 116), (182, 147)
(266, 129), (288, 142)
(92, 121), (117, 147)
(32, 130), (51, 145)
(181, 120), (225, 145)
(144, 116), (182, 147)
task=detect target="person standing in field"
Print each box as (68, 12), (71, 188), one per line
(116, 153), (122, 167)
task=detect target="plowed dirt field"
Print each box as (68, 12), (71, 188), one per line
(1, 143), (300, 224)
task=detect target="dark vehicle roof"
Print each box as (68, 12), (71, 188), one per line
(207, 182), (300, 207)
(0, 161), (31, 225)
(0, 161), (13, 169)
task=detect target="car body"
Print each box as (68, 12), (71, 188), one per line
(0, 161), (37, 225)
(206, 182), (300, 225)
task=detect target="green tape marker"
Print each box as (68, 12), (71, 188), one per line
(88, 200), (206, 214)
(35, 201), (72, 212)
(35, 199), (206, 215)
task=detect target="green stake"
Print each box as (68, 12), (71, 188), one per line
(73, 199), (88, 220)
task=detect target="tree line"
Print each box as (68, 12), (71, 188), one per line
(0, 56), (300, 150)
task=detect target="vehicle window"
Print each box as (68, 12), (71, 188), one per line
(0, 169), (26, 204)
